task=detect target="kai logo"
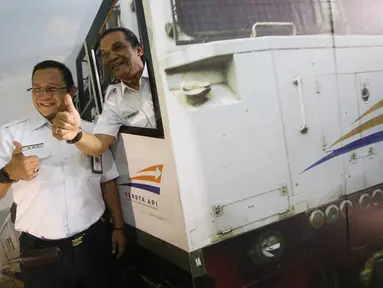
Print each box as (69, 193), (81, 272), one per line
(121, 164), (163, 195)
(304, 98), (383, 173)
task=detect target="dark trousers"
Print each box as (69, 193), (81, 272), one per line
(19, 219), (113, 288)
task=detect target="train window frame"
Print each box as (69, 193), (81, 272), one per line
(102, 0), (164, 139)
(76, 0), (164, 139)
(117, 0), (164, 138)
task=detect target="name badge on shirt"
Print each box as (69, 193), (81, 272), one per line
(124, 110), (139, 120)
(22, 143), (44, 152)
(22, 143), (52, 159)
(91, 156), (103, 174)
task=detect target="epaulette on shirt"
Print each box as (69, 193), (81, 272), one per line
(104, 84), (119, 102)
(1, 117), (29, 129)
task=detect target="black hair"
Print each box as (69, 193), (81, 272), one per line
(32, 60), (74, 91)
(99, 27), (141, 48)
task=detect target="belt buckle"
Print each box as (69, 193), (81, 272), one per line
(72, 233), (85, 247)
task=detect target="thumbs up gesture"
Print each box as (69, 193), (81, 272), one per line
(12, 141), (23, 156)
(3, 141), (40, 181)
(52, 94), (81, 141)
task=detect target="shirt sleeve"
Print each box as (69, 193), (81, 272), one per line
(100, 148), (119, 183)
(0, 127), (14, 169)
(94, 101), (122, 138)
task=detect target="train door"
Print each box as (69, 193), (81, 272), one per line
(75, 0), (191, 282)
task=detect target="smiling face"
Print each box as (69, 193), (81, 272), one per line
(100, 31), (144, 83)
(31, 68), (74, 121)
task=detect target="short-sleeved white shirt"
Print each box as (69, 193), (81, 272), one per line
(94, 77), (156, 137)
(0, 111), (119, 240)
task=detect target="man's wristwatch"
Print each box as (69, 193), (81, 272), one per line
(66, 127), (83, 144)
(0, 168), (18, 184)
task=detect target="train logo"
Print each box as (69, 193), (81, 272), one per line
(121, 164), (163, 195)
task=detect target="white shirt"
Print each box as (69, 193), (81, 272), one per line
(94, 77), (157, 137)
(0, 112), (119, 240)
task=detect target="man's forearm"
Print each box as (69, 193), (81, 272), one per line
(75, 132), (114, 157)
(0, 183), (12, 200)
(102, 180), (124, 229)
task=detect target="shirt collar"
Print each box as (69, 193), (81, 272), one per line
(29, 110), (50, 130)
(121, 77), (147, 94)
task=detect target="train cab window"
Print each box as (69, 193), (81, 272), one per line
(76, 0), (164, 139)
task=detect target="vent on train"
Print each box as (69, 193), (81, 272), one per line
(340, 200), (353, 218)
(372, 189), (383, 206)
(309, 210), (325, 228)
(325, 204), (339, 224)
(359, 193), (371, 209)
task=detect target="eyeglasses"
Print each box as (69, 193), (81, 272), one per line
(27, 87), (68, 94)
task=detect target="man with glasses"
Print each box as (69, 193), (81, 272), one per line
(51, 27), (156, 157)
(0, 60), (126, 288)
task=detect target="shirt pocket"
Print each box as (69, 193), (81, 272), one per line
(22, 146), (53, 184)
(23, 146), (52, 164)
(121, 107), (148, 128)
(12, 145), (53, 205)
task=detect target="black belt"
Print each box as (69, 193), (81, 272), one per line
(21, 216), (106, 249)
(19, 217), (107, 267)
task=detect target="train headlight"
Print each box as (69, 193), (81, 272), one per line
(309, 210), (325, 228)
(372, 189), (383, 206)
(325, 204), (340, 223)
